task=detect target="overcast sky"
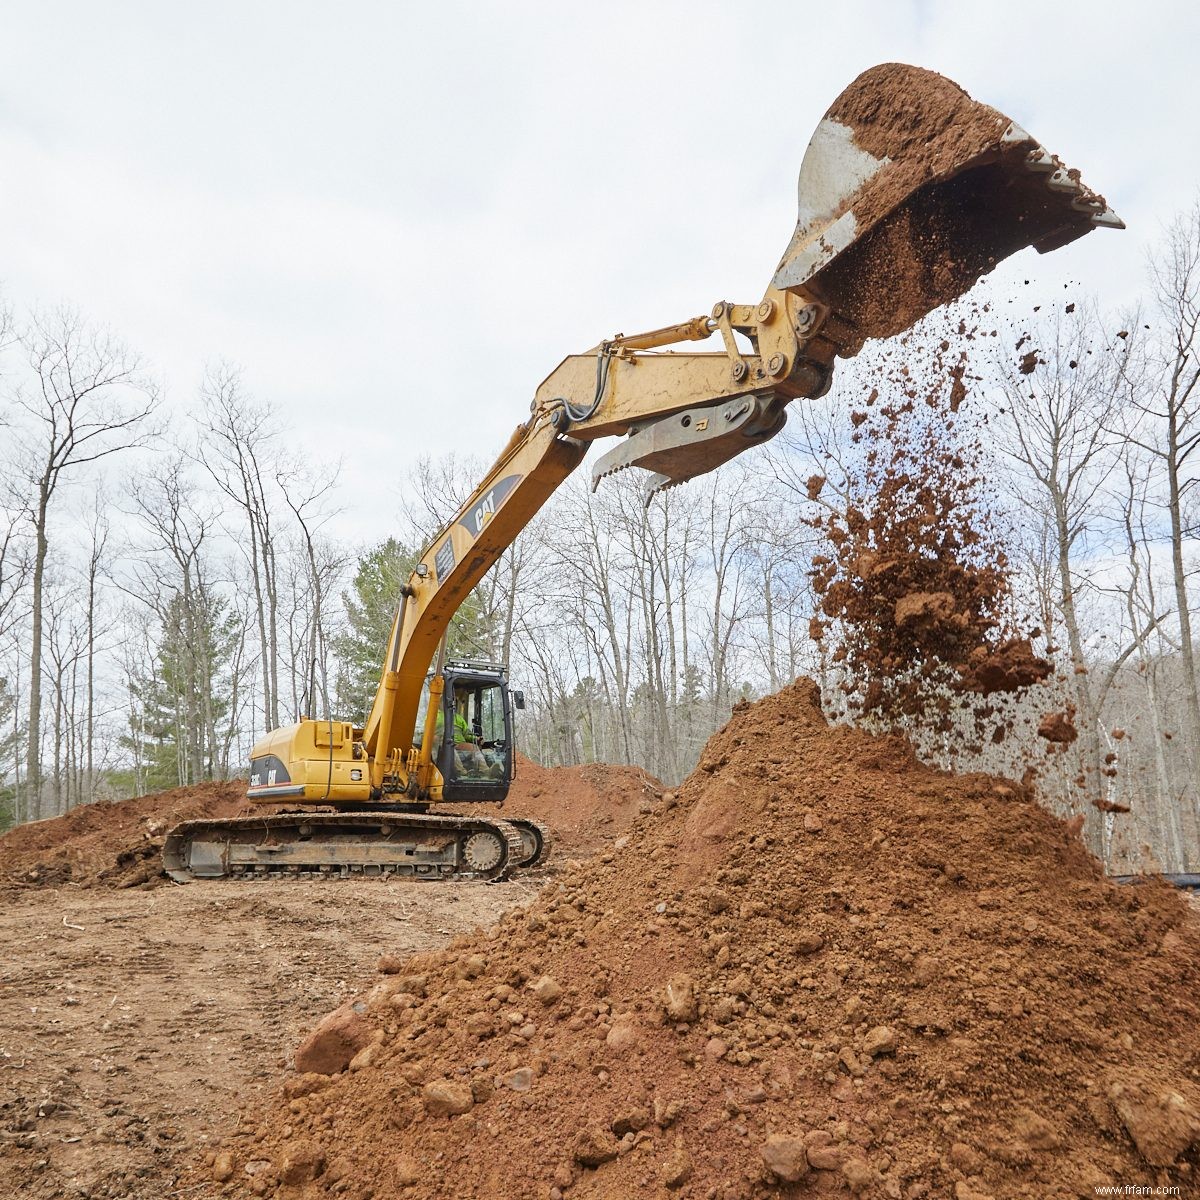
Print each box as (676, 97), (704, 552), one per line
(2, 1), (1197, 540)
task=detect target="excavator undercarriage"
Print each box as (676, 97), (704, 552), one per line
(163, 812), (551, 883)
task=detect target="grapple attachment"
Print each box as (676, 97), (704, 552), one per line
(773, 63), (1123, 353)
(591, 392), (787, 504)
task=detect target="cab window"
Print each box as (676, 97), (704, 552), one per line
(478, 685), (504, 744)
(413, 679), (431, 748)
(444, 681), (509, 784)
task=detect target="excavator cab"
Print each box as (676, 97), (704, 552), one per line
(416, 660), (516, 802)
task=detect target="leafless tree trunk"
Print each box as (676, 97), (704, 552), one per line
(279, 464), (341, 719)
(82, 492), (110, 803)
(9, 308), (157, 818)
(198, 363), (282, 735)
(1134, 201), (1200, 767)
(995, 303), (1128, 853)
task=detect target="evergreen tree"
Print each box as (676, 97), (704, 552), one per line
(121, 589), (239, 791)
(335, 537), (495, 722)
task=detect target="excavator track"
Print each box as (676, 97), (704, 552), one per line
(162, 812), (527, 884)
(505, 817), (553, 868)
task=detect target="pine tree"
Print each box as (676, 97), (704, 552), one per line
(335, 538), (495, 722)
(121, 590), (239, 791)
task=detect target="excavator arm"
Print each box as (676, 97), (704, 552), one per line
(164, 63), (1122, 881)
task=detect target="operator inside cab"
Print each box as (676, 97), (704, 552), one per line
(416, 678), (506, 783)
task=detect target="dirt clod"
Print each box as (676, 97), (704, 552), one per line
(1108, 1076), (1200, 1166)
(573, 1124), (620, 1167)
(294, 1002), (371, 1075)
(760, 1133), (810, 1182)
(1038, 708), (1079, 745)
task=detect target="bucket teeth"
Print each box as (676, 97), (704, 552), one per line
(1046, 167), (1082, 194)
(1023, 146), (1057, 173)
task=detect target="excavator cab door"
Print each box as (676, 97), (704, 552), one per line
(437, 666), (513, 802)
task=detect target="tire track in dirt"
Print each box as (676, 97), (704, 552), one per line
(0, 878), (535, 1200)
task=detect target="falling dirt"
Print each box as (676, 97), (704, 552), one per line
(195, 681), (1200, 1199)
(806, 319), (1050, 740)
(1038, 708), (1080, 746)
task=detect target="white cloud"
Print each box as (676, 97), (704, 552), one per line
(1, 0), (1195, 541)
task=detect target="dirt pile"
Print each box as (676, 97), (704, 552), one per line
(209, 681), (1200, 1198)
(0, 781), (250, 889)
(479, 755), (661, 859)
(0, 878), (525, 1200)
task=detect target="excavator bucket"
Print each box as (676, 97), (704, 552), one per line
(774, 63), (1122, 353)
(590, 63), (1122, 505)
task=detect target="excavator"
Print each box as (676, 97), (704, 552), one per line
(163, 64), (1122, 883)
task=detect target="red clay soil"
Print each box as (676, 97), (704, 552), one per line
(200, 681), (1200, 1199)
(478, 755), (661, 859)
(0, 758), (657, 891)
(1037, 709), (1080, 746)
(805, 64), (1106, 347)
(0, 782), (251, 889)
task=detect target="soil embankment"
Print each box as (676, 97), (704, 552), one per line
(0, 756), (656, 890)
(209, 681), (1200, 1198)
(0, 758), (655, 1199)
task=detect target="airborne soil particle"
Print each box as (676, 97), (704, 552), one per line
(806, 320), (1050, 737)
(1038, 708), (1079, 745)
(204, 681), (1200, 1199)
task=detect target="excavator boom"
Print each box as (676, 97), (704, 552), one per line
(163, 64), (1121, 883)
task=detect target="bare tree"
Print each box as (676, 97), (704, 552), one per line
(8, 307), (158, 817)
(197, 363), (282, 736)
(1123, 201), (1200, 766)
(993, 304), (1132, 850)
(278, 463), (342, 719)
(126, 454), (228, 785)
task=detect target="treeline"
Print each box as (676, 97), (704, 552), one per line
(0, 201), (1197, 872)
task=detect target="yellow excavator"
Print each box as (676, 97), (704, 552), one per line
(163, 64), (1122, 882)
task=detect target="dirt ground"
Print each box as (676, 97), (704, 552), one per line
(0, 876), (538, 1200)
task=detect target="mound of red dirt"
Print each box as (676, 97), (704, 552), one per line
(0, 782), (251, 889)
(482, 755), (661, 859)
(211, 680), (1200, 1199)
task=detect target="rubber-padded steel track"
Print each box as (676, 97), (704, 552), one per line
(162, 812), (525, 883)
